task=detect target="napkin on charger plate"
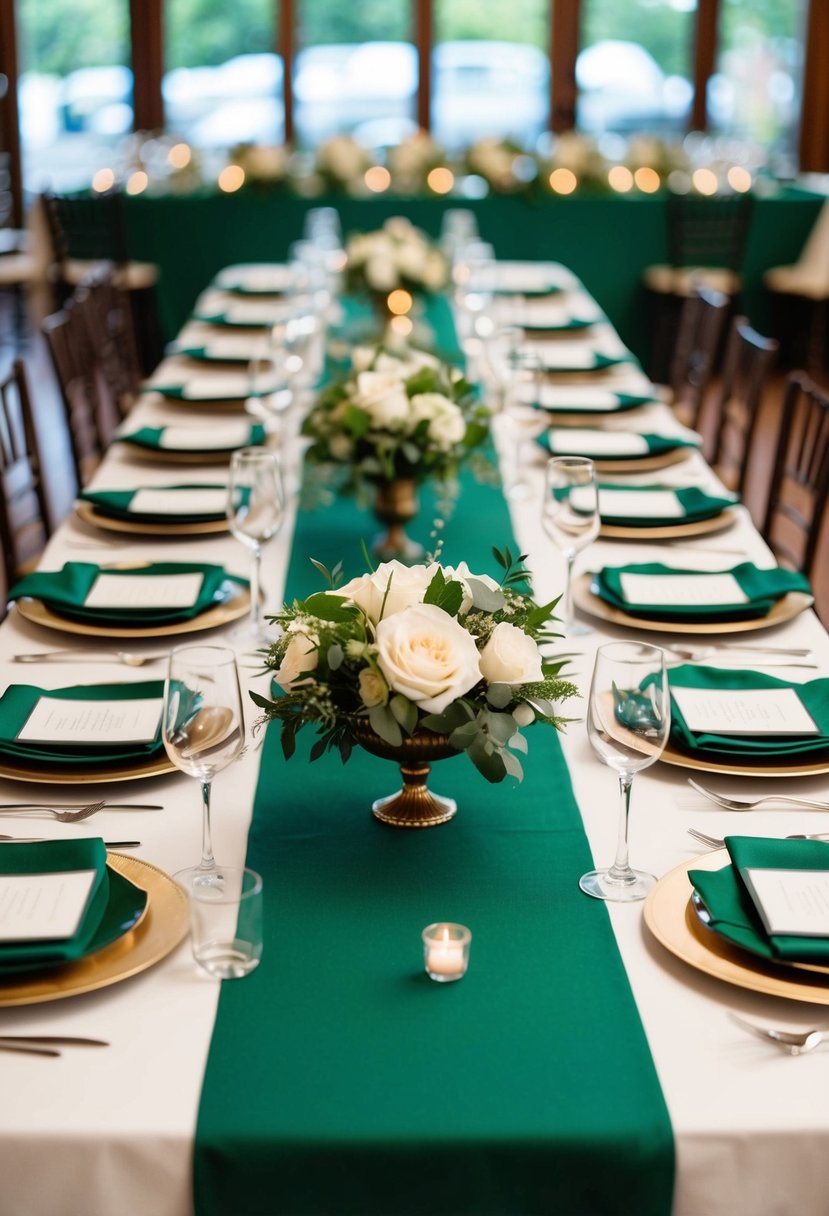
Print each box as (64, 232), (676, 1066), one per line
(538, 429), (699, 461)
(79, 484), (230, 524)
(116, 423), (266, 454)
(597, 485), (738, 527)
(592, 561), (811, 622)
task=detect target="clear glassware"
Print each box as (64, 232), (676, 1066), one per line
(227, 447), (286, 644)
(541, 455), (600, 634)
(247, 341), (293, 445)
(580, 642), (671, 903)
(163, 644), (245, 893)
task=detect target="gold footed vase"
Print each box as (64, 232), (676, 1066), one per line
(352, 723), (458, 828)
(373, 478), (423, 562)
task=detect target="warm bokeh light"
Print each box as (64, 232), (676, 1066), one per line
(364, 166), (391, 193)
(91, 168), (116, 193)
(387, 289), (413, 316)
(427, 167), (454, 194)
(390, 315), (413, 337)
(692, 168), (719, 196)
(125, 171), (148, 195)
(634, 167), (660, 194)
(548, 168), (577, 195)
(218, 165), (245, 193)
(607, 165), (634, 193)
(727, 166), (752, 193)
(168, 142), (192, 170)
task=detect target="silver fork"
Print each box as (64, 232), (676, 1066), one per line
(687, 777), (829, 812)
(12, 650), (169, 667)
(730, 1013), (829, 1056)
(0, 800), (106, 823)
(688, 827), (829, 850)
(664, 644), (814, 661)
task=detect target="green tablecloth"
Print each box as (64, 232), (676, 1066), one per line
(193, 300), (674, 1216)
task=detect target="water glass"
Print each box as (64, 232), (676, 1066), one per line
(541, 456), (600, 634)
(190, 867), (263, 979)
(227, 447), (285, 643)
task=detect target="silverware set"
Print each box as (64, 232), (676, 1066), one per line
(0, 800), (163, 822)
(729, 1014), (829, 1056)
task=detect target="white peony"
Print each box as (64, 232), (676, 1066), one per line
(375, 602), (482, 714)
(354, 371), (410, 430)
(479, 622), (544, 686)
(336, 560), (433, 624)
(273, 625), (319, 691)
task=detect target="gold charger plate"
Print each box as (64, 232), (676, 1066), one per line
(600, 507), (738, 540)
(0, 750), (174, 785)
(74, 500), (228, 538)
(644, 849), (829, 1003)
(658, 739), (829, 779)
(118, 443), (238, 465)
(592, 448), (693, 473)
(572, 572), (813, 635)
(14, 581), (250, 639)
(0, 853), (188, 1006)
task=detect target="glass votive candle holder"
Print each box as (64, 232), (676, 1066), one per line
(422, 922), (471, 983)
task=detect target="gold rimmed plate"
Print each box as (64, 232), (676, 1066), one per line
(600, 507), (739, 541)
(14, 581), (250, 639)
(592, 448), (694, 473)
(120, 445), (240, 466)
(74, 501), (228, 538)
(572, 572), (813, 635)
(0, 750), (174, 785)
(0, 853), (189, 1006)
(658, 739), (829, 779)
(644, 850), (829, 1003)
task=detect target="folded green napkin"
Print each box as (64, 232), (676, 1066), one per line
(8, 562), (246, 626)
(0, 841), (148, 974)
(538, 432), (698, 459)
(538, 350), (630, 372)
(523, 316), (595, 332)
(533, 392), (657, 415)
(667, 664), (829, 759)
(117, 424), (266, 453)
(0, 680), (165, 765)
(175, 345), (249, 364)
(598, 485), (738, 526)
(593, 561), (811, 622)
(690, 836), (829, 964)
(0, 839), (109, 970)
(79, 485), (229, 524)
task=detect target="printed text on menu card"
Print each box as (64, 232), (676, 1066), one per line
(0, 870), (98, 942)
(17, 696), (163, 745)
(671, 686), (819, 736)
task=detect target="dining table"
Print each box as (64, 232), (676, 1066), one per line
(2, 250), (829, 1216)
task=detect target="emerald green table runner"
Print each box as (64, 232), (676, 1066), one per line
(193, 298), (674, 1216)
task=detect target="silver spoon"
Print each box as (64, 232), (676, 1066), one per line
(730, 1013), (829, 1056)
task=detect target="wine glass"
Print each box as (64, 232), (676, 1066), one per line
(541, 455), (600, 635)
(580, 642), (671, 902)
(227, 448), (286, 644)
(163, 644), (245, 892)
(247, 340), (293, 446)
(495, 337), (545, 500)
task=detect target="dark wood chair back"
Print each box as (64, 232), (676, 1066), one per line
(79, 264), (143, 418)
(669, 285), (730, 428)
(666, 192), (753, 272)
(709, 316), (779, 496)
(0, 359), (53, 598)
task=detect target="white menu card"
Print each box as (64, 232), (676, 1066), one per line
(17, 695), (163, 745)
(548, 430), (649, 456)
(0, 870), (98, 942)
(160, 423), (251, 450)
(619, 572), (747, 606)
(181, 374), (250, 400)
(84, 572), (204, 610)
(598, 489), (683, 519)
(741, 868), (829, 937)
(128, 488), (227, 516)
(672, 686), (819, 736)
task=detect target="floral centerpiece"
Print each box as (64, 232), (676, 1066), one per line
(344, 216), (449, 297)
(252, 549), (577, 826)
(463, 137), (538, 195)
(386, 131), (448, 196)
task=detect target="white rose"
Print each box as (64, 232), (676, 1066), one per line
(273, 626), (319, 691)
(365, 254), (398, 291)
(422, 249), (448, 291)
(375, 602), (482, 714)
(408, 393), (465, 451)
(328, 433), (353, 460)
(479, 622), (544, 686)
(336, 560), (433, 624)
(359, 668), (388, 708)
(354, 371), (410, 430)
(437, 561), (501, 613)
(385, 216), (415, 240)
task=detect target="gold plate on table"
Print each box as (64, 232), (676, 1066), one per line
(0, 751), (174, 785)
(14, 582), (250, 639)
(572, 573), (813, 635)
(592, 448), (693, 473)
(644, 850), (829, 1003)
(600, 507), (738, 541)
(0, 853), (188, 1006)
(74, 501), (228, 538)
(658, 739), (829, 779)
(119, 445), (239, 466)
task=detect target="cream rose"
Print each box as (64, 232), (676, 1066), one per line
(273, 626), (319, 691)
(354, 371), (410, 430)
(479, 622), (544, 686)
(375, 602), (481, 714)
(336, 560), (432, 624)
(358, 668), (388, 708)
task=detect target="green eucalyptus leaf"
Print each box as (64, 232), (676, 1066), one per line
(389, 694), (418, 735)
(486, 682), (513, 709)
(327, 642), (344, 671)
(421, 701), (474, 733)
(369, 704), (403, 747)
(449, 720), (481, 750)
(501, 748), (524, 782)
(484, 711), (518, 747)
(468, 736), (507, 783)
(467, 578), (506, 612)
(509, 730), (529, 755)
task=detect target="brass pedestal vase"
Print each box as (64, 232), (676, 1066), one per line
(372, 478), (423, 562)
(352, 723), (458, 828)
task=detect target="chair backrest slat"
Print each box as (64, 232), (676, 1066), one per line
(709, 316), (779, 496)
(0, 360), (52, 604)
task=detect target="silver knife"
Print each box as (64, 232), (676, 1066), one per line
(0, 836), (141, 847)
(0, 803), (163, 810)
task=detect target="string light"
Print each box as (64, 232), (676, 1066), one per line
(125, 170), (148, 195)
(364, 166), (391, 193)
(91, 168), (115, 193)
(548, 168), (577, 194)
(427, 167), (454, 194)
(607, 165), (634, 193)
(218, 165), (245, 192)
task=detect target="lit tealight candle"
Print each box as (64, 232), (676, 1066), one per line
(422, 922), (471, 983)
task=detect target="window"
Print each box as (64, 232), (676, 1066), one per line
(577, 0), (695, 137)
(16, 0), (132, 192)
(432, 0), (549, 151)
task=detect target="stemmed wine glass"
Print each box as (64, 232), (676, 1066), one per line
(247, 339), (293, 447)
(227, 447), (286, 643)
(163, 644), (245, 893)
(580, 642), (671, 902)
(541, 455), (600, 635)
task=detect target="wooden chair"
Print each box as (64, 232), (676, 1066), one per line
(0, 359), (53, 600)
(79, 264), (143, 419)
(708, 316), (779, 497)
(667, 285), (730, 429)
(761, 372), (829, 594)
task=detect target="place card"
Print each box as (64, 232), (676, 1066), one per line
(128, 488), (228, 516)
(598, 489), (684, 519)
(202, 336), (264, 361)
(619, 571), (746, 605)
(181, 374), (250, 400)
(524, 384), (622, 410)
(221, 300), (294, 326)
(217, 264), (292, 292)
(740, 868), (829, 937)
(493, 262), (574, 293)
(671, 686), (820, 737)
(84, 571), (204, 610)
(547, 430), (649, 456)
(525, 342), (596, 369)
(0, 870), (98, 942)
(17, 695), (163, 746)
(160, 423), (252, 450)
